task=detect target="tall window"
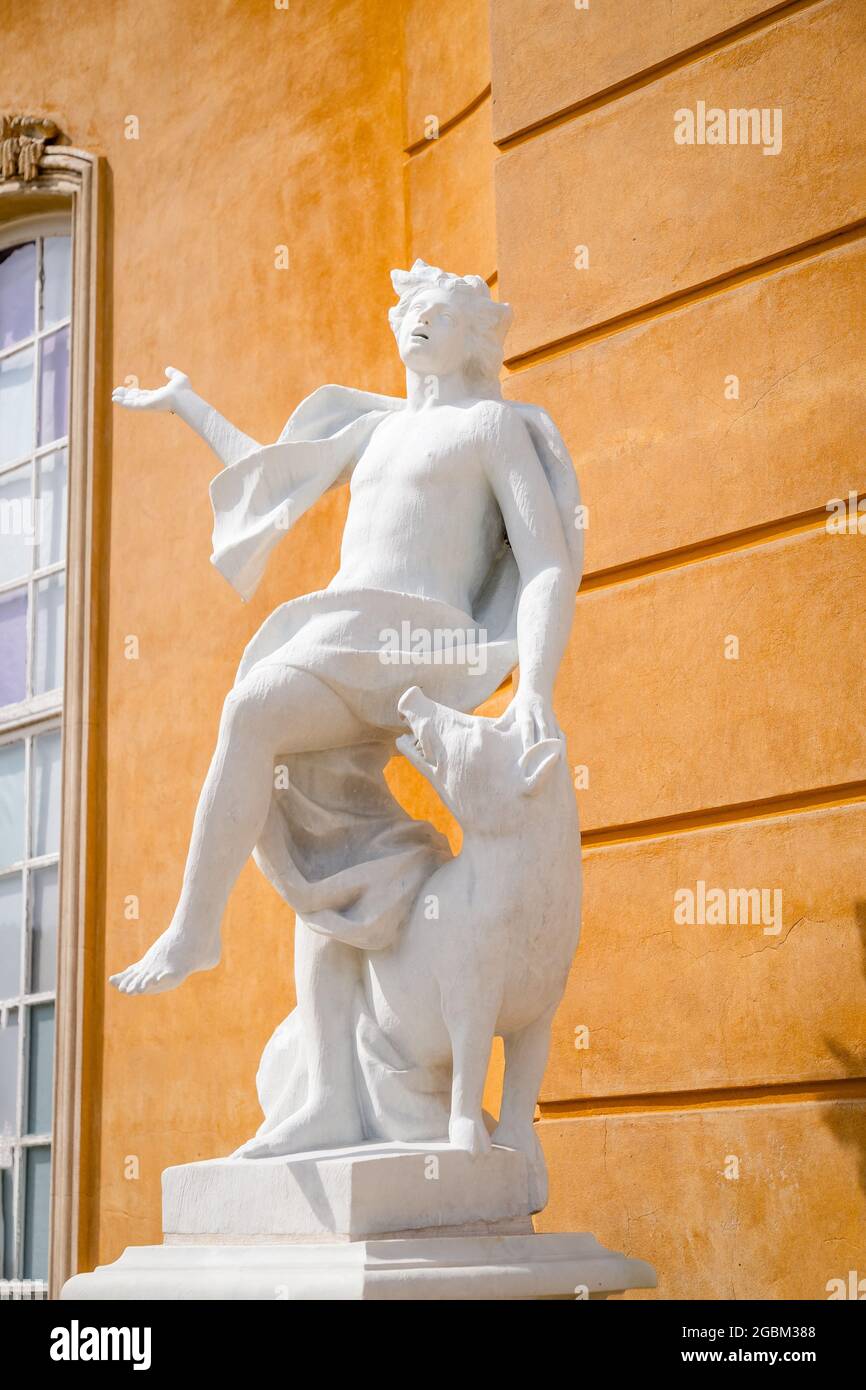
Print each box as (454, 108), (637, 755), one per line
(0, 220), (71, 1284)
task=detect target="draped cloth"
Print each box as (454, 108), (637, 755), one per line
(208, 384), (581, 1135)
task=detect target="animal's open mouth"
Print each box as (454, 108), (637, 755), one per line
(396, 726), (438, 776)
(411, 725), (431, 760)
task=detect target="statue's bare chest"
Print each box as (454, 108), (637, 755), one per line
(350, 411), (482, 498)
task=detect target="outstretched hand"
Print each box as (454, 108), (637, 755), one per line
(495, 686), (562, 751)
(112, 365), (191, 412)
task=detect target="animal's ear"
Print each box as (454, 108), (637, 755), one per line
(518, 738), (563, 797)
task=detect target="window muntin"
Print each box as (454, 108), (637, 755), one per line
(0, 224), (70, 1285)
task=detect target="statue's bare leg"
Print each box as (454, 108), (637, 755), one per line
(110, 663), (366, 996)
(234, 924), (365, 1157)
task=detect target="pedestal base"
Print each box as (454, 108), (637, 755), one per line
(162, 1141), (534, 1242)
(61, 1141), (657, 1299)
(62, 1232), (657, 1301)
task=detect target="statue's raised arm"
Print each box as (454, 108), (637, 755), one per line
(113, 366), (261, 467)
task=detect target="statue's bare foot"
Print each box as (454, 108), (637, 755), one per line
(233, 1101), (363, 1159)
(110, 920), (220, 996)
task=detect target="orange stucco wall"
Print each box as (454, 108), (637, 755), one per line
(3, 0), (864, 1296)
(492, 0), (866, 1299)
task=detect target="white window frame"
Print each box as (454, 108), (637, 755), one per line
(0, 213), (71, 731)
(0, 720), (62, 1288)
(0, 212), (69, 1290)
(0, 146), (103, 1296)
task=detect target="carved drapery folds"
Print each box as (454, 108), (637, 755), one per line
(0, 115), (59, 181)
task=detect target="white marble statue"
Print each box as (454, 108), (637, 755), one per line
(110, 261), (583, 1207)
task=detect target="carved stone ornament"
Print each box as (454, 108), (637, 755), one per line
(0, 115), (59, 181)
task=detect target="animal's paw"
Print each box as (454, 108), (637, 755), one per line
(491, 1120), (538, 1154)
(449, 1115), (492, 1157)
(527, 1154), (548, 1212)
(492, 1122), (548, 1212)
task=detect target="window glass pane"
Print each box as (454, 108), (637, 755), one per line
(26, 1002), (53, 1136)
(1, 1160), (12, 1279)
(23, 1144), (50, 1281)
(37, 325), (69, 447)
(0, 741), (25, 871)
(0, 1007), (18, 1139)
(0, 588), (27, 709)
(35, 449), (67, 568)
(0, 873), (22, 999)
(30, 864), (58, 995)
(0, 343), (34, 465)
(0, 242), (36, 350)
(41, 235), (71, 330)
(31, 730), (61, 859)
(33, 572), (65, 696)
(0, 463), (34, 585)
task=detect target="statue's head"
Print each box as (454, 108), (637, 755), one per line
(389, 259), (512, 399)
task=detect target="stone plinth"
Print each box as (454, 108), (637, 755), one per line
(163, 1141), (534, 1243)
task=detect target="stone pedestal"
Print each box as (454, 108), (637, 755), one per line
(61, 1142), (657, 1300)
(163, 1141), (535, 1242)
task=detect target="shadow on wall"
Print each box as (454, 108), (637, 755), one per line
(821, 900), (866, 1199)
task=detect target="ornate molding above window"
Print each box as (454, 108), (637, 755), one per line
(0, 116), (61, 182)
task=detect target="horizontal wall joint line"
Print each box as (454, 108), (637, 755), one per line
(578, 500), (858, 594)
(504, 221), (866, 373)
(405, 85), (491, 158)
(581, 779), (866, 849)
(495, 0), (823, 151)
(537, 1075), (866, 1120)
